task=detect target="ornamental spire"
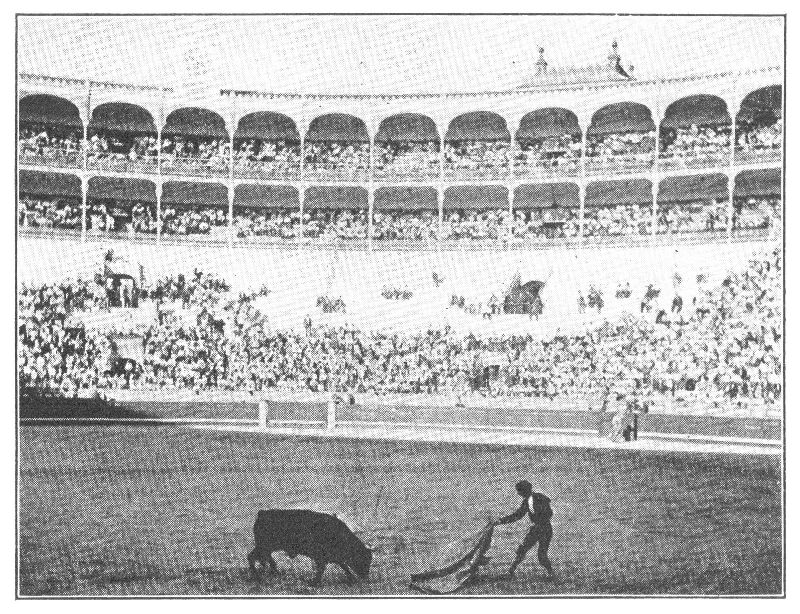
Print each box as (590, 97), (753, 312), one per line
(535, 47), (548, 75)
(608, 40), (633, 80)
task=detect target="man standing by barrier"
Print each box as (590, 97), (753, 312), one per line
(493, 480), (554, 580)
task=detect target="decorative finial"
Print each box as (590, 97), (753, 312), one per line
(536, 47), (548, 75)
(608, 40), (621, 68)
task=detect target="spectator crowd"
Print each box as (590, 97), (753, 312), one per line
(585, 130), (656, 171)
(20, 247), (781, 409)
(659, 125), (730, 167)
(444, 140), (511, 177)
(303, 142), (370, 178)
(234, 140), (301, 177)
(19, 196), (82, 231)
(18, 124), (82, 167)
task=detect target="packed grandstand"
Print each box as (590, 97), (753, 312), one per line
(18, 53), (783, 412)
(18, 246), (782, 409)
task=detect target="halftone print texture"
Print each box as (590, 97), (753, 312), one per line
(17, 15), (783, 596)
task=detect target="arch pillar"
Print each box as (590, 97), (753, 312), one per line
(81, 121), (88, 172)
(728, 97), (742, 167)
(577, 109), (592, 177)
(81, 175), (88, 242)
(651, 180), (659, 236)
(578, 181), (586, 244)
(437, 186), (445, 241)
(298, 184), (306, 244)
(297, 117), (309, 184)
(726, 170), (735, 238)
(507, 184), (515, 245)
(155, 179), (162, 245)
(227, 185), (235, 249)
(367, 187), (374, 251)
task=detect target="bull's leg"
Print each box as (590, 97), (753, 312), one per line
(309, 560), (327, 587)
(265, 551), (278, 575)
(248, 548), (263, 577)
(339, 563), (358, 585)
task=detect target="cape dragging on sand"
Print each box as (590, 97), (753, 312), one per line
(409, 522), (495, 594)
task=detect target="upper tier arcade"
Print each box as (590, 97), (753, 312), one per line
(18, 61), (782, 248)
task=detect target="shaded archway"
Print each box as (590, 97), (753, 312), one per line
(588, 102), (655, 136)
(372, 186), (438, 241)
(87, 102), (159, 173)
(515, 108), (582, 176)
(445, 112), (510, 142)
(85, 176), (159, 235)
(656, 174), (729, 235)
(732, 168), (782, 233)
(233, 112), (301, 179)
(444, 112), (511, 179)
(19, 170), (82, 198)
(161, 108), (230, 177)
(304, 114), (370, 180)
(374, 186), (437, 210)
(233, 184), (301, 240)
(376, 114), (439, 142)
(159, 181), (230, 237)
(20, 94), (83, 128)
(659, 95), (731, 170)
(303, 186), (369, 241)
(18, 170), (83, 232)
(234, 184), (300, 209)
(586, 103), (656, 174)
(734, 168), (781, 198)
(736, 85), (782, 163)
(442, 186), (510, 241)
(374, 114), (440, 179)
(89, 102), (157, 134)
(235, 112), (300, 141)
(19, 95), (84, 169)
(584, 179), (654, 237)
(516, 108), (581, 141)
(738, 85), (782, 124)
(163, 107), (228, 138)
(306, 114), (369, 142)
(511, 183), (580, 241)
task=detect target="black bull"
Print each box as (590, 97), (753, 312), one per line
(248, 509), (373, 586)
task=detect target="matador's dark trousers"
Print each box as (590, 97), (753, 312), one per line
(510, 522), (553, 576)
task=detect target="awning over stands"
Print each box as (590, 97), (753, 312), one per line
(89, 102), (157, 134)
(87, 177), (157, 203)
(657, 174), (728, 204)
(445, 112), (510, 141)
(303, 186), (368, 210)
(161, 181), (228, 206)
(585, 179), (653, 207)
(306, 114), (369, 142)
(163, 107), (229, 139)
(374, 187), (437, 210)
(513, 183), (579, 209)
(661, 95), (731, 129)
(234, 112), (300, 141)
(376, 114), (439, 142)
(516, 108), (581, 141)
(19, 170), (81, 198)
(234, 184), (300, 209)
(444, 186), (508, 210)
(734, 168), (781, 198)
(19, 94), (83, 128)
(588, 102), (655, 136)
(738, 85), (782, 122)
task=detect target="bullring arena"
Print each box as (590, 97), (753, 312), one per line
(18, 24), (783, 596)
